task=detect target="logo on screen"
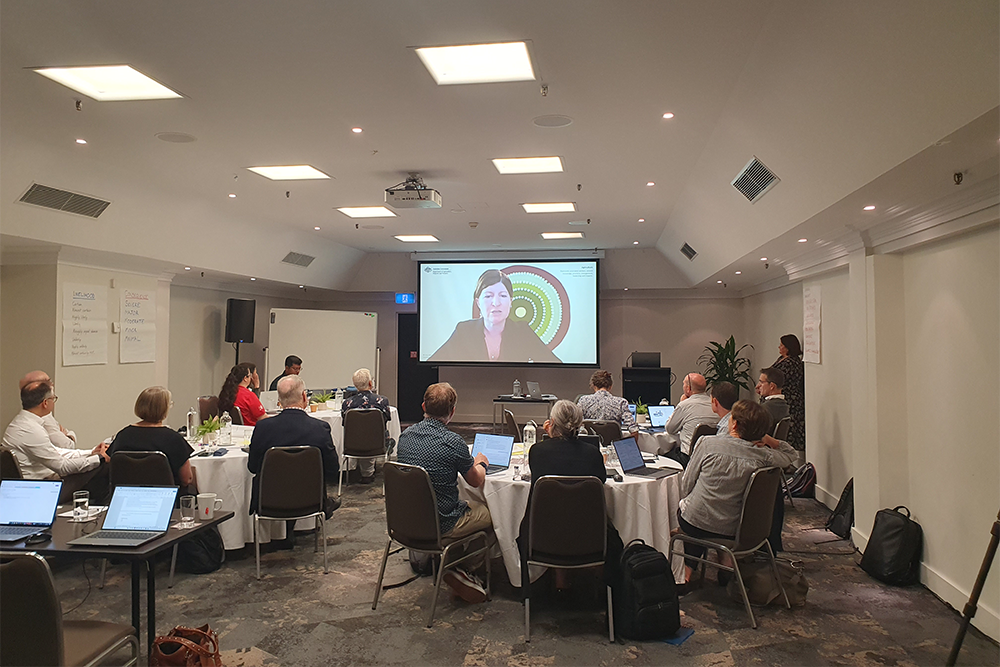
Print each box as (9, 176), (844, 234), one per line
(472, 265), (570, 350)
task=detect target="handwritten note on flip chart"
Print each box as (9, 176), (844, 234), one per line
(62, 284), (108, 366)
(802, 285), (821, 364)
(120, 289), (156, 363)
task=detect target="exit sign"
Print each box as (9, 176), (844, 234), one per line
(395, 293), (415, 304)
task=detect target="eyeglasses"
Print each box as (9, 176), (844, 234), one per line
(46, 395), (59, 403)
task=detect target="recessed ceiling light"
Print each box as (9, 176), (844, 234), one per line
(863, 205), (876, 211)
(351, 127), (363, 133)
(395, 235), (439, 242)
(298, 285), (305, 289)
(33, 65), (182, 101)
(646, 182), (655, 187)
(250, 277), (256, 281)
(337, 206), (396, 218)
(624, 288), (629, 291)
(184, 267), (191, 271)
(492, 156), (563, 174)
(798, 238), (808, 243)
(760, 257), (768, 261)
(541, 232), (584, 240)
(662, 112), (675, 119)
(75, 138), (87, 144)
(717, 280), (723, 284)
(314, 226), (321, 230)
(247, 165), (329, 180)
(735, 271), (742, 275)
(633, 241), (639, 245)
(416, 41), (535, 85)
(228, 193), (237, 198)
(522, 202), (576, 213)
(638, 218), (645, 223)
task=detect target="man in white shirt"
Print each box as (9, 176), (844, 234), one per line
(18, 370), (77, 448)
(3, 381), (109, 502)
(664, 373), (719, 462)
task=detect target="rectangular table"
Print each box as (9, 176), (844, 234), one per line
(492, 396), (557, 434)
(3, 509), (233, 655)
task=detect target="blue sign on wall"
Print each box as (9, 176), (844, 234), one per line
(395, 293), (415, 305)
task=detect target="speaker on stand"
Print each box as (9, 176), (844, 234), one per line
(225, 298), (256, 365)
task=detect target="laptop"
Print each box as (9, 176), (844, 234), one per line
(613, 437), (678, 479)
(260, 390), (279, 412)
(471, 433), (515, 474)
(0, 479), (62, 542)
(645, 405), (675, 432)
(67, 485), (178, 547)
(525, 381), (543, 399)
(628, 403), (637, 419)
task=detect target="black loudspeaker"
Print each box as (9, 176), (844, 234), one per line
(225, 298), (256, 343)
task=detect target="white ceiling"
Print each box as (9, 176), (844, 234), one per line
(1, 1), (997, 292)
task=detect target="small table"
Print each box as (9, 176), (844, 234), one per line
(492, 396), (558, 434)
(3, 509), (233, 655)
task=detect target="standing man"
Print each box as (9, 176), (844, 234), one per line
(756, 367), (789, 427)
(664, 373), (719, 465)
(269, 355), (302, 391)
(397, 383), (492, 603)
(341, 368), (395, 484)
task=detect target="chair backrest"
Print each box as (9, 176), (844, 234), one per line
(259, 446), (324, 517)
(503, 409), (522, 442)
(691, 423), (718, 452)
(583, 420), (622, 447)
(198, 395), (219, 424)
(0, 552), (64, 666)
(773, 417), (791, 441)
(343, 409), (386, 457)
(110, 450), (175, 487)
(227, 408), (243, 426)
(383, 462), (441, 552)
(528, 476), (607, 566)
(0, 449), (23, 480)
(733, 466), (782, 551)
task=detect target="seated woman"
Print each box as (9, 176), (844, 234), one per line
(107, 386), (195, 494)
(576, 370), (638, 437)
(517, 400), (624, 587)
(219, 362), (267, 426)
(676, 399), (796, 584)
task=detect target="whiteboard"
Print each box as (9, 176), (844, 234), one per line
(267, 309), (378, 390)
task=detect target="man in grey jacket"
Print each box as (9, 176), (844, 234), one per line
(664, 373), (719, 461)
(756, 366), (789, 428)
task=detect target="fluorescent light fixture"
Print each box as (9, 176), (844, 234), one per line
(337, 206), (396, 218)
(247, 165), (330, 180)
(863, 205), (876, 211)
(395, 235), (439, 242)
(416, 41), (535, 85)
(33, 65), (181, 101)
(541, 232), (584, 240)
(492, 156), (563, 174)
(522, 202), (576, 213)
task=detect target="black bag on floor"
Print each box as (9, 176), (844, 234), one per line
(176, 526), (225, 574)
(860, 506), (922, 585)
(826, 478), (854, 539)
(612, 539), (680, 639)
(787, 462), (816, 498)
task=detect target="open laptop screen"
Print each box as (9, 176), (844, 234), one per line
(0, 480), (62, 526)
(612, 437), (645, 473)
(471, 433), (515, 467)
(103, 486), (177, 532)
(647, 405), (675, 428)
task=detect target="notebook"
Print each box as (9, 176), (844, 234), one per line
(471, 433), (515, 474)
(646, 405), (675, 432)
(613, 437), (677, 479)
(0, 479), (62, 542)
(67, 485), (178, 547)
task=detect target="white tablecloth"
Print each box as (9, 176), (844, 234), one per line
(460, 451), (685, 586)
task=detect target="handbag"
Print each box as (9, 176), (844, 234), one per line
(727, 556), (809, 606)
(150, 624), (221, 667)
(860, 505), (923, 585)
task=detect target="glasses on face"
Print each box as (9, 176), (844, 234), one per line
(46, 395), (59, 403)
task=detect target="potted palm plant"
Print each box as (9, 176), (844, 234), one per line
(698, 335), (754, 393)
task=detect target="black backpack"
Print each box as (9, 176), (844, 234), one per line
(787, 462), (816, 498)
(176, 526), (225, 574)
(826, 478), (854, 539)
(612, 539), (680, 639)
(860, 506), (923, 585)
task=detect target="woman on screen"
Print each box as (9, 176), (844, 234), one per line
(428, 269), (560, 363)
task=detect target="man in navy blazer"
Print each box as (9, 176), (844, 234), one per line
(247, 375), (340, 544)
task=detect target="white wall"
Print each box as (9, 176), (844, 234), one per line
(743, 282), (802, 393)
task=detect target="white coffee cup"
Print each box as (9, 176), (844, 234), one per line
(197, 493), (224, 520)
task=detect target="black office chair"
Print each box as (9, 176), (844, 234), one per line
(503, 409), (522, 442)
(254, 446), (327, 579)
(340, 409), (388, 495)
(691, 423), (718, 453)
(1, 552), (138, 666)
(524, 475), (614, 642)
(372, 462), (492, 627)
(583, 420), (623, 448)
(1, 448), (23, 479)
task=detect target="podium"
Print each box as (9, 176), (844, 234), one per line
(621, 367), (672, 406)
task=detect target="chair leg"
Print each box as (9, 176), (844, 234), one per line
(168, 544), (178, 588)
(765, 540), (791, 609)
(99, 558), (108, 589)
(314, 516), (319, 553)
(254, 516), (261, 580)
(484, 538), (492, 601)
(607, 585), (615, 643)
(338, 462), (344, 497)
(781, 470), (795, 508)
(427, 546), (449, 628)
(729, 549), (757, 629)
(320, 516), (328, 574)
(372, 538), (392, 610)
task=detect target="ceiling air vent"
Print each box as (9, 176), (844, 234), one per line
(281, 251), (315, 267)
(732, 156), (779, 203)
(18, 183), (110, 218)
(680, 243), (698, 261)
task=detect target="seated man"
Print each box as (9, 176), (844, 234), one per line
(268, 355), (302, 392)
(711, 381), (739, 435)
(248, 375), (340, 549)
(756, 366), (789, 427)
(677, 400), (796, 585)
(19, 370), (77, 448)
(576, 369), (638, 438)
(341, 368), (395, 484)
(664, 373), (719, 465)
(3, 381), (109, 502)
(397, 382), (491, 603)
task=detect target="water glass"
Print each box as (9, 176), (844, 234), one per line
(72, 490), (89, 522)
(512, 465), (521, 481)
(179, 495), (196, 527)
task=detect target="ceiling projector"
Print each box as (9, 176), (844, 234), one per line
(385, 173), (442, 209)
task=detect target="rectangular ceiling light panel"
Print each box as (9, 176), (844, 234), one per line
(522, 202), (576, 213)
(395, 235), (439, 242)
(541, 232), (584, 240)
(247, 165), (330, 180)
(416, 41), (535, 85)
(337, 206), (396, 218)
(492, 156), (563, 174)
(33, 65), (181, 101)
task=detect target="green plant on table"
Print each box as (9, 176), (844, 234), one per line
(634, 398), (648, 415)
(195, 416), (221, 437)
(698, 335), (755, 393)
(310, 391), (334, 404)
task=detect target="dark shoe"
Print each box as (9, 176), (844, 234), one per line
(324, 496), (342, 519)
(443, 568), (487, 603)
(359, 474), (375, 484)
(717, 569), (732, 586)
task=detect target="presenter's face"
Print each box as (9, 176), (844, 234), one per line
(478, 282), (511, 326)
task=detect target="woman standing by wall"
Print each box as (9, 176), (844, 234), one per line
(771, 334), (805, 452)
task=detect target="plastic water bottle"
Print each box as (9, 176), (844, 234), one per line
(523, 420), (536, 450)
(219, 411), (232, 446)
(187, 407), (198, 440)
(335, 387), (344, 403)
(512, 379), (521, 397)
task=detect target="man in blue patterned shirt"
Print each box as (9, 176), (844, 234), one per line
(397, 382), (492, 602)
(576, 370), (638, 437)
(342, 368), (395, 483)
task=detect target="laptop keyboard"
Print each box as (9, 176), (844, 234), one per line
(0, 526), (36, 535)
(87, 530), (157, 540)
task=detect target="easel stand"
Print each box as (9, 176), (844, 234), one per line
(946, 509), (1000, 666)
